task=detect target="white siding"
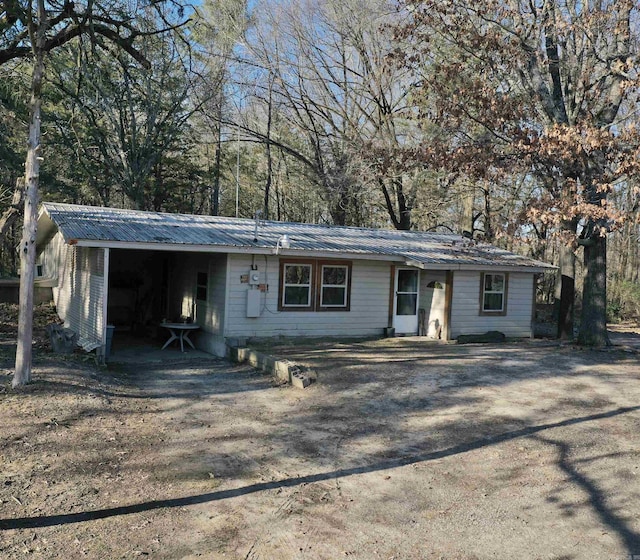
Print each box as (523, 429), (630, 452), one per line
(54, 245), (105, 350)
(169, 252), (227, 355)
(38, 231), (66, 282)
(224, 254), (391, 338)
(450, 271), (533, 338)
(419, 270), (447, 339)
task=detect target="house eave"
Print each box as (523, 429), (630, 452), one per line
(404, 258), (555, 273)
(69, 239), (402, 262)
(68, 239), (555, 272)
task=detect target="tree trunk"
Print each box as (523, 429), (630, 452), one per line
(482, 185), (494, 242)
(380, 176), (412, 231)
(0, 181), (24, 239)
(211, 130), (221, 216)
(14, 44), (45, 387)
(264, 80), (273, 220)
(556, 242), (575, 340)
(577, 235), (610, 346)
(210, 101), (223, 216)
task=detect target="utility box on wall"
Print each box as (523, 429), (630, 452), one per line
(246, 289), (261, 317)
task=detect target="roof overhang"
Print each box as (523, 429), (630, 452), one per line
(403, 258), (556, 273)
(68, 239), (555, 272)
(69, 238), (402, 263)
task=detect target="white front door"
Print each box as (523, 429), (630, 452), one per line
(393, 268), (419, 334)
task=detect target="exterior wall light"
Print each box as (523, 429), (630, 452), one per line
(274, 234), (291, 254)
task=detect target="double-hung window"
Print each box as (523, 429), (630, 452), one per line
(481, 273), (507, 315)
(320, 265), (348, 308)
(282, 264), (313, 308)
(279, 259), (351, 311)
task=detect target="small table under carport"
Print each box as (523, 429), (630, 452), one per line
(160, 323), (199, 353)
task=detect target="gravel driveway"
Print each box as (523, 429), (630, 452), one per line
(1, 336), (639, 559)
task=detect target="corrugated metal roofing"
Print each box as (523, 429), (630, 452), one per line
(40, 202), (554, 270)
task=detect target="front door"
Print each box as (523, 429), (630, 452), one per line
(393, 268), (419, 334)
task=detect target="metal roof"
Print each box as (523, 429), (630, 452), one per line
(38, 202), (555, 271)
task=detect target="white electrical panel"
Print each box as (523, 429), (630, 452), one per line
(246, 289), (261, 317)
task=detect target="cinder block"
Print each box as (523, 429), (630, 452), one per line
(236, 347), (250, 363)
(228, 346), (248, 363)
(262, 354), (276, 373)
(290, 371), (314, 389)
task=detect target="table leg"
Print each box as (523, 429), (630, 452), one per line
(182, 331), (196, 350)
(162, 329), (178, 350)
(179, 331), (185, 353)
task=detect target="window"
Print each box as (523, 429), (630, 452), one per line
(35, 254), (45, 278)
(196, 272), (208, 301)
(481, 273), (507, 315)
(283, 264), (312, 308)
(321, 265), (348, 307)
(279, 259), (351, 311)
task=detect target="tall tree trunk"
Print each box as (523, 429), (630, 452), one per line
(264, 80), (273, 219)
(482, 184), (494, 242)
(14, 38), (45, 387)
(211, 131), (221, 216)
(210, 101), (223, 216)
(380, 176), (412, 231)
(0, 181), (24, 239)
(556, 242), (575, 340)
(577, 235), (610, 346)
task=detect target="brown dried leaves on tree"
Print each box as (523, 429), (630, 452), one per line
(395, 0), (640, 344)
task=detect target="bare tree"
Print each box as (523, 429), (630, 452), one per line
(0, 0), (186, 386)
(241, 0), (428, 228)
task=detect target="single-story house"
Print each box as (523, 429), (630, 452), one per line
(35, 202), (554, 359)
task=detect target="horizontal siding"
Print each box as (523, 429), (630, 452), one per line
(450, 271), (533, 338)
(225, 254), (391, 338)
(55, 246), (104, 350)
(39, 231), (66, 281)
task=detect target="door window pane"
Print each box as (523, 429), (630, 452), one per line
(398, 270), (418, 293)
(397, 294), (417, 316)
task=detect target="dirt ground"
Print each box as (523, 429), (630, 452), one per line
(1, 312), (640, 559)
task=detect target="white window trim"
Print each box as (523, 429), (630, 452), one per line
(320, 264), (348, 308)
(282, 263), (312, 308)
(482, 273), (506, 313)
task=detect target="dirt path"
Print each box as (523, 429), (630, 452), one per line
(1, 335), (639, 559)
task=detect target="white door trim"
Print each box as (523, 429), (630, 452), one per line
(392, 268), (420, 334)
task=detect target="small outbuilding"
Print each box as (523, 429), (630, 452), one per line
(35, 202), (554, 359)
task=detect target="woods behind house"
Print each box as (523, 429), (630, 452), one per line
(1, 0), (639, 325)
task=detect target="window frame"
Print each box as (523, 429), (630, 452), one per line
(280, 262), (314, 310)
(317, 261), (352, 311)
(278, 258), (352, 312)
(479, 272), (508, 316)
(196, 271), (208, 302)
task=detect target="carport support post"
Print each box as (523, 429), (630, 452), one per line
(101, 247), (110, 364)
